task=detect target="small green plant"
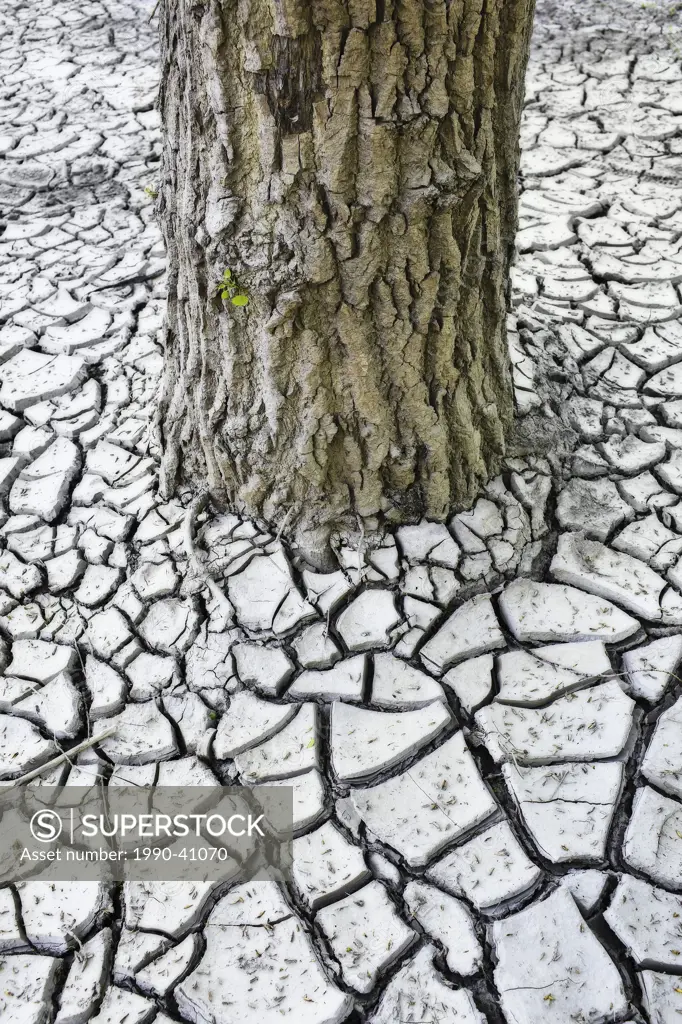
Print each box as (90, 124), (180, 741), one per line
(144, 185), (158, 199)
(217, 268), (249, 307)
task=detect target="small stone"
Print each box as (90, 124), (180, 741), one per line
(315, 880), (416, 994)
(331, 701), (451, 783)
(426, 820), (542, 910)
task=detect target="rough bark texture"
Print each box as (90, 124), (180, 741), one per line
(157, 0), (536, 561)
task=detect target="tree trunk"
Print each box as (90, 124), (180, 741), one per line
(157, 0), (536, 565)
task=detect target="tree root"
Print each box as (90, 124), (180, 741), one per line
(183, 491), (235, 622)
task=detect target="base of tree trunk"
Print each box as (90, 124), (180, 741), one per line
(157, 0), (536, 566)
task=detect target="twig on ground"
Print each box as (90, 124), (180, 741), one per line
(2, 728), (117, 792)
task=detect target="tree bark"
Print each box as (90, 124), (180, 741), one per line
(157, 0), (536, 564)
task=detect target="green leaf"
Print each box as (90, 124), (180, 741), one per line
(222, 268), (233, 280)
(306, 738), (315, 748)
(231, 294), (249, 307)
(220, 289), (230, 300)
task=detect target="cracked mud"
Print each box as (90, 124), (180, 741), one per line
(2, 1), (682, 1023)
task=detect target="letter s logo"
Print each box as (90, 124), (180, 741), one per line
(30, 810), (63, 843)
